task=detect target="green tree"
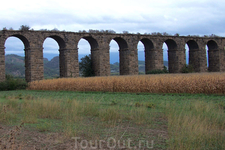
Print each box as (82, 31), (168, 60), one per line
(79, 54), (95, 77)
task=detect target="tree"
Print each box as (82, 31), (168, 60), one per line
(19, 25), (30, 31)
(79, 54), (95, 77)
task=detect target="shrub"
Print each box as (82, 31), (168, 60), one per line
(181, 64), (195, 73)
(0, 75), (27, 91)
(19, 25), (30, 31)
(146, 66), (168, 74)
(174, 33), (180, 36)
(162, 66), (169, 73)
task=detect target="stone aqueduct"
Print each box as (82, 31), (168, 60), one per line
(0, 30), (225, 82)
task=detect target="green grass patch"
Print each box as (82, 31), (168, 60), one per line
(0, 90), (224, 149)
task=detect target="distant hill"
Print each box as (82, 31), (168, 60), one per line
(5, 54), (168, 78)
(5, 54), (25, 77)
(5, 54), (59, 78)
(44, 56), (59, 78)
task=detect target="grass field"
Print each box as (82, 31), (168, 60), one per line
(28, 73), (225, 94)
(0, 90), (225, 149)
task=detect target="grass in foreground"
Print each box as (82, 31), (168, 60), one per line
(0, 90), (224, 149)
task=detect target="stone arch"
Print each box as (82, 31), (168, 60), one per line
(82, 36), (99, 50)
(207, 40), (220, 72)
(139, 38), (154, 73)
(163, 39), (178, 73)
(113, 37), (128, 50)
(4, 34), (31, 82)
(186, 40), (200, 72)
(43, 35), (66, 78)
(187, 40), (199, 50)
(110, 37), (129, 75)
(4, 34), (30, 49)
(48, 35), (66, 49)
(164, 39), (177, 50)
(140, 38), (154, 51)
(207, 40), (218, 51)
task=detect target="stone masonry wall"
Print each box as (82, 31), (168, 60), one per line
(145, 49), (164, 73)
(220, 39), (225, 72)
(168, 49), (186, 73)
(0, 46), (5, 82)
(208, 49), (220, 72)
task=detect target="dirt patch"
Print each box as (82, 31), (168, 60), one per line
(0, 123), (168, 150)
(0, 124), (74, 150)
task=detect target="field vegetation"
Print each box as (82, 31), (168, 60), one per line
(1, 72), (225, 149)
(29, 72), (225, 94)
(0, 90), (224, 149)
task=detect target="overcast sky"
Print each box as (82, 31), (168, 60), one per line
(2, 0), (225, 61)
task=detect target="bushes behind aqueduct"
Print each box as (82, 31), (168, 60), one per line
(0, 75), (27, 91)
(146, 66), (168, 74)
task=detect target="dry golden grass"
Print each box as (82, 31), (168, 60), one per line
(28, 72), (225, 94)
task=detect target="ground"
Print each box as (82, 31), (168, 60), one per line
(0, 90), (224, 150)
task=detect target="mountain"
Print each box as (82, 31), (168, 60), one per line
(5, 54), (25, 77)
(5, 54), (169, 78)
(5, 54), (59, 78)
(44, 56), (59, 78)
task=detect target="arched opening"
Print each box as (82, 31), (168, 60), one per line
(138, 38), (154, 74)
(207, 40), (219, 72)
(163, 39), (178, 73)
(78, 38), (91, 76)
(4, 35), (29, 80)
(206, 45), (209, 67)
(43, 35), (66, 78)
(137, 41), (145, 74)
(163, 43), (169, 70)
(185, 44), (189, 65)
(78, 36), (98, 76)
(186, 40), (199, 72)
(43, 37), (60, 78)
(110, 37), (129, 75)
(109, 40), (119, 75)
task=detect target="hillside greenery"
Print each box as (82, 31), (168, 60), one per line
(5, 54), (59, 78)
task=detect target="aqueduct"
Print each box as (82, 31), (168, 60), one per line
(1, 30), (225, 82)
